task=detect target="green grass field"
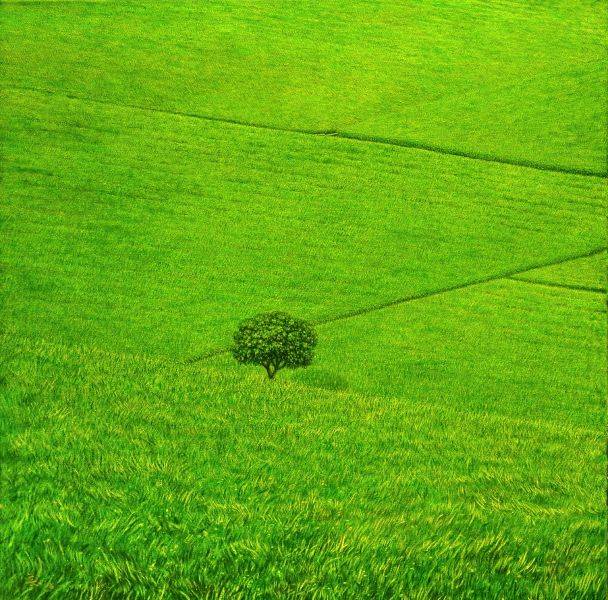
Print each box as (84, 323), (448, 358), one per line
(1, 0), (606, 598)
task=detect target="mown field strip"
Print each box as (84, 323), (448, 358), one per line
(4, 85), (606, 179)
(185, 246), (607, 364)
(302, 277), (606, 419)
(510, 250), (607, 289)
(315, 246), (608, 324)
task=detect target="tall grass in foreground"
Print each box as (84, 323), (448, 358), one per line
(0, 334), (604, 599)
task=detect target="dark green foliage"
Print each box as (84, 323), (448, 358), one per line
(232, 312), (317, 379)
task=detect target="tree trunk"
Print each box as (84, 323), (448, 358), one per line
(265, 364), (276, 379)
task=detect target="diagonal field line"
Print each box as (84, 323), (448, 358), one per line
(185, 246), (607, 364)
(4, 84), (607, 180)
(507, 277), (606, 295)
(315, 246), (607, 324)
(4, 86), (605, 362)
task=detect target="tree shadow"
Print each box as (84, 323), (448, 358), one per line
(293, 367), (349, 392)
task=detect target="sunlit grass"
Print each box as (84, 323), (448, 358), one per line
(0, 0), (606, 597)
(2, 0), (605, 171)
(1, 90), (604, 359)
(0, 327), (604, 598)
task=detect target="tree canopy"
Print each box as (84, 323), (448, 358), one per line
(231, 312), (317, 379)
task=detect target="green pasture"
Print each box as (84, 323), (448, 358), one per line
(1, 0), (606, 172)
(0, 0), (606, 598)
(1, 90), (604, 358)
(0, 312), (604, 598)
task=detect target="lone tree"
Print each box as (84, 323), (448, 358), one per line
(231, 311), (317, 379)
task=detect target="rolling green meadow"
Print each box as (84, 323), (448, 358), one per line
(1, 0), (607, 598)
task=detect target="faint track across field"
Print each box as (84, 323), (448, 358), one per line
(4, 85), (607, 180)
(507, 278), (606, 295)
(4, 85), (605, 365)
(185, 246), (607, 364)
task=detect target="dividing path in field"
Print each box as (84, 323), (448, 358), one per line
(4, 83), (605, 179)
(2, 88), (605, 359)
(1, 1), (606, 597)
(1, 0), (605, 173)
(510, 250), (607, 293)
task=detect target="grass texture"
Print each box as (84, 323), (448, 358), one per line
(1, 90), (604, 358)
(0, 0), (606, 598)
(1, 297), (605, 599)
(512, 251), (607, 292)
(1, 0), (606, 173)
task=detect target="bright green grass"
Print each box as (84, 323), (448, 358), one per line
(1, 267), (605, 597)
(213, 276), (606, 435)
(0, 301), (604, 598)
(291, 279), (606, 422)
(1, 0), (606, 597)
(1, 89), (605, 358)
(1, 0), (606, 172)
(512, 251), (607, 291)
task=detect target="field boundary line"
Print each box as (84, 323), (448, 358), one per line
(4, 84), (606, 180)
(315, 246), (608, 326)
(185, 246), (607, 364)
(506, 277), (606, 295)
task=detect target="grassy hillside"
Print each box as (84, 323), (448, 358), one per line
(290, 279), (606, 421)
(1, 0), (606, 598)
(1, 89), (605, 358)
(0, 329), (604, 599)
(1, 0), (606, 172)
